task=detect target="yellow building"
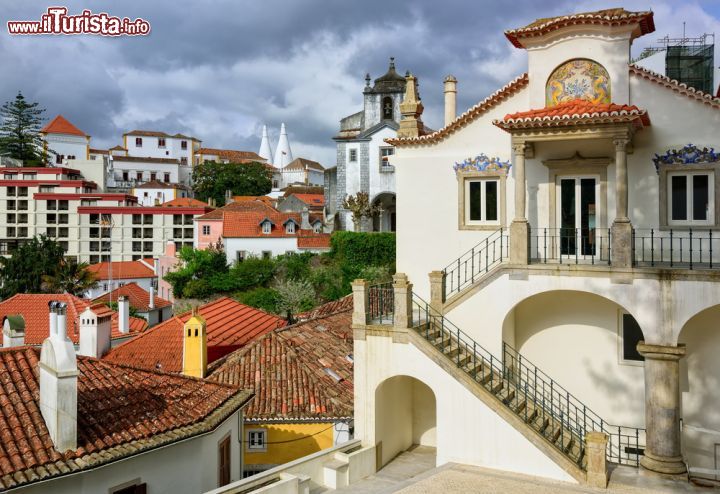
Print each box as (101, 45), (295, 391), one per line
(207, 304), (354, 475)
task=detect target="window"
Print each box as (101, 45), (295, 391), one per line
(262, 221), (271, 234)
(184, 214), (193, 225)
(164, 173), (170, 182)
(47, 213), (57, 224)
(58, 200), (68, 211)
(6, 187), (15, 197)
(132, 241), (141, 252)
(143, 214), (153, 225)
(90, 241), (100, 252)
(19, 227), (29, 238)
(58, 227), (68, 238)
(236, 251), (246, 263)
(58, 240), (68, 251)
(150, 172), (157, 181)
(174, 228), (182, 239)
(181, 140), (188, 150)
(313, 222), (322, 233)
(202, 225), (211, 235)
(262, 251), (272, 260)
(17, 214), (27, 224)
(286, 221), (296, 234)
(184, 228), (193, 238)
(143, 228), (153, 238)
(668, 172), (713, 225)
(132, 214), (142, 225)
(6, 227), (15, 237)
(143, 241), (153, 251)
(58, 214), (68, 224)
(6, 200), (15, 211)
(273, 180), (279, 188)
(17, 200), (28, 211)
(181, 157), (188, 165)
(620, 313), (644, 363)
(47, 200), (56, 211)
(6, 214), (15, 224)
(123, 171), (129, 182)
(218, 436), (231, 487)
(382, 96), (394, 120)
(55, 154), (64, 164)
(18, 187), (27, 197)
(246, 429), (266, 452)
(158, 138), (166, 148)
(136, 172), (143, 182)
(135, 137), (143, 147)
(46, 227), (56, 237)
(379, 147), (395, 172)
(173, 214), (183, 225)
(349, 148), (357, 162)
(466, 179), (499, 224)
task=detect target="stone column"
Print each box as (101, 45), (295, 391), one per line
(637, 342), (687, 475)
(611, 137), (633, 268)
(585, 432), (608, 488)
(428, 271), (445, 311)
(351, 279), (369, 327)
(392, 273), (413, 332)
(509, 142), (529, 265)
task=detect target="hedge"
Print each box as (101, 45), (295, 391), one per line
(329, 231), (396, 267)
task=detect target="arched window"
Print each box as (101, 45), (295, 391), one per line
(382, 97), (393, 120)
(545, 59), (610, 107)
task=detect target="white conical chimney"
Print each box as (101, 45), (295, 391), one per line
(273, 123), (293, 168)
(258, 125), (273, 162)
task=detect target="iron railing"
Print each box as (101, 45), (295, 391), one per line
(367, 282), (394, 324)
(632, 229), (720, 269)
(529, 228), (611, 265)
(503, 343), (645, 466)
(442, 229), (508, 299)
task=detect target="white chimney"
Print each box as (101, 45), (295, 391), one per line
(2, 315), (25, 347)
(301, 207), (311, 230)
(40, 301), (78, 452)
(149, 285), (155, 309)
(78, 307), (111, 358)
(118, 295), (130, 334)
(49, 301), (58, 336)
(444, 75), (457, 127)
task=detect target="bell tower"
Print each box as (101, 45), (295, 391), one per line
(182, 307), (207, 378)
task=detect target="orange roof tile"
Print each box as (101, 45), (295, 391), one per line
(0, 346), (251, 490)
(494, 99), (650, 131)
(291, 193), (325, 206)
(232, 195), (275, 205)
(196, 148), (264, 162)
(222, 210), (325, 239)
(295, 295), (353, 321)
(161, 197), (209, 207)
(208, 308), (353, 420)
(505, 9), (655, 48)
(197, 199), (276, 220)
(87, 260), (155, 280)
(0, 293), (147, 346)
(297, 235), (331, 249)
(93, 283), (172, 312)
(104, 297), (286, 373)
(41, 115), (87, 137)
(283, 157), (324, 171)
(629, 65), (720, 110)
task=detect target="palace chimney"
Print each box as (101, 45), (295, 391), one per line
(444, 75), (457, 127)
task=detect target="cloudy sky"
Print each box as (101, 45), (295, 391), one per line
(3, 1), (719, 165)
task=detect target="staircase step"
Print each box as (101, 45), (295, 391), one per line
(559, 433), (574, 454)
(548, 422), (563, 444)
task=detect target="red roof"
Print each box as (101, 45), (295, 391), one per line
(629, 65), (720, 110)
(0, 346), (250, 490)
(505, 9), (655, 48)
(196, 148), (264, 162)
(104, 297), (286, 373)
(161, 197), (209, 207)
(208, 308), (353, 420)
(87, 260), (155, 280)
(0, 293), (147, 346)
(295, 295), (353, 321)
(222, 210), (325, 239)
(197, 199), (276, 220)
(494, 99), (650, 131)
(297, 235), (331, 249)
(93, 283), (172, 312)
(292, 193), (325, 207)
(41, 115), (87, 137)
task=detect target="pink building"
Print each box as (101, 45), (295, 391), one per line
(157, 241), (180, 302)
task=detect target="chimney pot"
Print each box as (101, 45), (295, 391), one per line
(118, 296), (130, 334)
(149, 285), (155, 309)
(443, 75), (458, 127)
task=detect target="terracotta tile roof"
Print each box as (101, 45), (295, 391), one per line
(123, 130), (170, 137)
(208, 308), (353, 420)
(88, 260), (155, 280)
(0, 294), (147, 346)
(494, 99), (650, 131)
(104, 297), (286, 373)
(112, 156), (180, 164)
(386, 73), (529, 147)
(93, 283), (172, 312)
(284, 157), (324, 171)
(232, 195), (275, 205)
(161, 197), (209, 207)
(282, 185), (324, 196)
(41, 115), (87, 137)
(222, 209), (325, 239)
(291, 193), (325, 207)
(88, 148), (108, 155)
(505, 9), (655, 48)
(629, 65), (720, 110)
(196, 200), (276, 220)
(297, 235), (331, 249)
(135, 179), (190, 190)
(0, 346), (251, 490)
(295, 295), (353, 321)
(109, 145), (127, 151)
(196, 148), (264, 162)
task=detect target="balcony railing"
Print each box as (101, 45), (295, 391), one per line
(442, 228), (508, 299)
(633, 229), (720, 269)
(530, 228), (611, 265)
(367, 282), (394, 324)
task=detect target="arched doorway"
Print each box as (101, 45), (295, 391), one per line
(678, 305), (720, 476)
(372, 193), (396, 232)
(374, 375), (436, 467)
(501, 290), (645, 428)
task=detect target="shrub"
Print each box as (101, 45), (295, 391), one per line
(275, 252), (313, 281)
(182, 279), (213, 299)
(358, 265), (393, 284)
(329, 231), (396, 267)
(275, 278), (316, 316)
(310, 263), (347, 302)
(235, 287), (280, 314)
(229, 256), (276, 291)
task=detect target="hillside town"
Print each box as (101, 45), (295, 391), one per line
(0, 4), (720, 494)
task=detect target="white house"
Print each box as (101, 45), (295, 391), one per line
(41, 115), (91, 164)
(132, 179), (191, 206)
(123, 130), (200, 165)
(348, 7), (720, 489)
(85, 259), (158, 299)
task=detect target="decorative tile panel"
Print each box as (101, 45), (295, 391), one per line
(454, 154), (511, 174)
(546, 59), (611, 107)
(653, 144), (720, 173)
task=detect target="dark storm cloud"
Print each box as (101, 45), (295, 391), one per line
(1, 1), (718, 164)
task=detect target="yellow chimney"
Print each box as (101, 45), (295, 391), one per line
(182, 307), (207, 378)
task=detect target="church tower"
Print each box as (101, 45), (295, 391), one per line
(182, 307), (207, 378)
(362, 57), (407, 130)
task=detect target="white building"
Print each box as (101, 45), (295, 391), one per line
(85, 259), (158, 299)
(275, 158), (325, 189)
(329, 58), (413, 232)
(347, 7), (720, 489)
(133, 179), (191, 206)
(123, 130), (200, 165)
(41, 115), (91, 164)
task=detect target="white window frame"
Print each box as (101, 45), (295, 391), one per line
(247, 429), (267, 452)
(464, 178), (501, 226)
(348, 148), (358, 163)
(236, 250), (246, 263)
(262, 221), (272, 234)
(286, 222), (296, 234)
(313, 222), (322, 233)
(202, 225), (211, 235)
(667, 170), (714, 227)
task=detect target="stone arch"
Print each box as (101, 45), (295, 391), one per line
(382, 96), (394, 120)
(371, 192), (396, 232)
(374, 375), (436, 467)
(500, 289), (646, 427)
(545, 58), (611, 107)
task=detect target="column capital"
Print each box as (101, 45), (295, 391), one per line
(637, 342), (686, 361)
(511, 142), (528, 155)
(613, 136), (630, 151)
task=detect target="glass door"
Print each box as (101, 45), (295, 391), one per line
(557, 177), (598, 259)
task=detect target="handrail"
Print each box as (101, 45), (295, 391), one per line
(632, 228), (720, 269)
(410, 292), (644, 467)
(367, 282), (394, 324)
(441, 229), (508, 299)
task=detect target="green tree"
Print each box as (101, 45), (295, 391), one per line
(192, 160), (272, 205)
(41, 260), (98, 296)
(164, 244), (228, 298)
(0, 92), (48, 166)
(275, 278), (315, 319)
(235, 287), (280, 313)
(0, 236), (65, 299)
(341, 192), (379, 232)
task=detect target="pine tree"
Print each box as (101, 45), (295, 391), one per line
(0, 92), (47, 166)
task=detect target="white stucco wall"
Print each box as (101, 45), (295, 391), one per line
(45, 134), (88, 162)
(223, 237), (298, 262)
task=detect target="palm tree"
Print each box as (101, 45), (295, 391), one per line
(42, 260), (98, 296)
